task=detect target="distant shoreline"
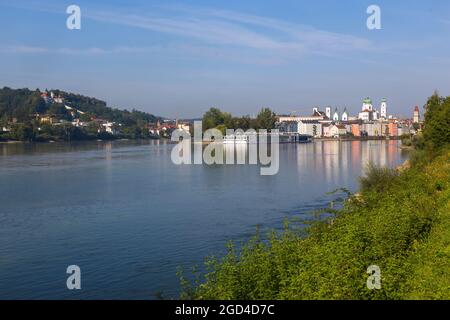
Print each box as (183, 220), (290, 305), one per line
(0, 140), (25, 144)
(0, 136), (401, 145)
(315, 136), (401, 142)
(0, 137), (163, 145)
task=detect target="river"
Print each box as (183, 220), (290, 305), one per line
(0, 140), (408, 299)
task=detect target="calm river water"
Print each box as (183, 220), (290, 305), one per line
(0, 140), (408, 299)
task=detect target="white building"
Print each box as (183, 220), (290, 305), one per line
(380, 98), (387, 119)
(102, 122), (119, 135)
(413, 106), (420, 123)
(341, 108), (349, 121)
(361, 122), (383, 137)
(358, 98), (380, 121)
(332, 107), (340, 121)
(278, 107), (329, 123)
(177, 123), (190, 132)
(50, 91), (64, 104)
(323, 124), (347, 138)
(325, 107), (332, 119)
(298, 120), (322, 137)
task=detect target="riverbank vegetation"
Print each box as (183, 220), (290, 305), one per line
(181, 93), (450, 300)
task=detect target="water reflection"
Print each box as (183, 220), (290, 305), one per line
(292, 140), (408, 186)
(223, 143), (248, 164)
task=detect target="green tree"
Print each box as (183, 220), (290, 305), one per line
(216, 124), (227, 135)
(202, 107), (232, 131)
(122, 125), (142, 139)
(79, 112), (93, 122)
(232, 115), (253, 131)
(10, 123), (34, 141)
(255, 108), (277, 130)
(47, 104), (72, 121)
(423, 93), (450, 149)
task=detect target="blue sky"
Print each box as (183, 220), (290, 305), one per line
(0, 0), (449, 118)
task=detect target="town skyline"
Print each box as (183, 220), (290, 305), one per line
(0, 85), (426, 121)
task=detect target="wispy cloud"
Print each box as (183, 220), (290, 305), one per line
(162, 5), (371, 51)
(0, 45), (50, 54)
(85, 5), (371, 57)
(0, 45), (164, 55)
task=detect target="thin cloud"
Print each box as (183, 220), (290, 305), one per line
(0, 45), (163, 55)
(84, 4), (371, 57)
(161, 4), (371, 51)
(0, 45), (50, 54)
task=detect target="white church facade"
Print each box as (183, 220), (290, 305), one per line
(358, 98), (389, 121)
(324, 106), (349, 122)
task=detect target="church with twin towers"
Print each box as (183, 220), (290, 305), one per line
(323, 98), (389, 122)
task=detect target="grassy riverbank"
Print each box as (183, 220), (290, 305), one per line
(181, 93), (450, 300)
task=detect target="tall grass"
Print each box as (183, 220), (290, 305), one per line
(359, 163), (399, 193)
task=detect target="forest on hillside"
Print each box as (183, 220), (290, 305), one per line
(0, 87), (162, 141)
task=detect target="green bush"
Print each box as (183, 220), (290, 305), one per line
(400, 134), (412, 147)
(359, 163), (400, 194)
(423, 93), (450, 149)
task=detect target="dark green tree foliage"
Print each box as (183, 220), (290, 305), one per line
(202, 108), (232, 131)
(0, 87), (45, 121)
(47, 103), (71, 120)
(255, 107), (277, 130)
(423, 93), (450, 149)
(201, 107), (277, 132)
(10, 123), (35, 141)
(359, 164), (399, 194)
(34, 123), (91, 142)
(49, 91), (160, 125)
(232, 115), (253, 131)
(121, 125), (143, 139)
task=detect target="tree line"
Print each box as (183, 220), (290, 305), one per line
(202, 107), (277, 134)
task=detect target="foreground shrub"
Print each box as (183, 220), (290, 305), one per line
(359, 163), (400, 194)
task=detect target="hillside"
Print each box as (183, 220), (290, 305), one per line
(0, 87), (161, 125)
(0, 87), (164, 141)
